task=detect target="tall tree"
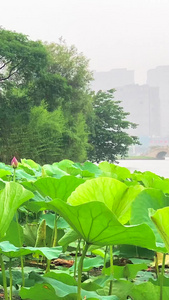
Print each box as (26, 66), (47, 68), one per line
(0, 28), (48, 84)
(0, 28), (139, 164)
(0, 30), (93, 163)
(88, 90), (139, 162)
(44, 40), (93, 161)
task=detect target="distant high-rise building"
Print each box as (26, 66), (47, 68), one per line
(147, 66), (169, 137)
(91, 68), (135, 91)
(91, 67), (164, 154)
(114, 84), (160, 138)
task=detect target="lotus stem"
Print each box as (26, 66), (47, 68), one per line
(46, 259), (51, 273)
(46, 213), (57, 273)
(109, 245), (114, 296)
(16, 211), (25, 286)
(160, 253), (166, 300)
(20, 255), (25, 287)
(12, 168), (25, 287)
(74, 239), (81, 279)
(51, 213), (57, 247)
(77, 242), (89, 300)
(155, 253), (159, 278)
(0, 254), (8, 300)
(9, 258), (13, 300)
(13, 168), (16, 183)
(104, 246), (108, 269)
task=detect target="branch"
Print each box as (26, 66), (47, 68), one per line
(0, 60), (11, 70)
(0, 62), (20, 81)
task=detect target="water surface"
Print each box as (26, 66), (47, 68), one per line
(117, 160), (169, 178)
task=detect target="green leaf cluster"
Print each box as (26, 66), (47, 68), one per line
(0, 28), (139, 164)
(0, 159), (169, 299)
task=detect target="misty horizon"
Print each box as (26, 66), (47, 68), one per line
(1, 0), (169, 86)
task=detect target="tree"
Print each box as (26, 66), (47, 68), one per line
(0, 30), (93, 163)
(0, 28), (48, 84)
(43, 40), (93, 161)
(0, 28), (139, 164)
(28, 102), (65, 164)
(88, 90), (139, 162)
(45, 39), (92, 90)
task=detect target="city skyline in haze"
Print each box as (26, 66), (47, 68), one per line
(1, 0), (169, 84)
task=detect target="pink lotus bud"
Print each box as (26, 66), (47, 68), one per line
(11, 157), (18, 169)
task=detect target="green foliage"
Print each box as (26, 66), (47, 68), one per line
(88, 90), (139, 162)
(0, 27), (47, 83)
(0, 29), (93, 163)
(67, 177), (142, 224)
(45, 39), (92, 91)
(151, 207), (169, 252)
(131, 189), (169, 244)
(28, 102), (65, 164)
(0, 28), (139, 164)
(1, 159), (169, 298)
(0, 182), (33, 240)
(48, 198), (162, 251)
(0, 241), (62, 260)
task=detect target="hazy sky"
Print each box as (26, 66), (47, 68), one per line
(1, 0), (169, 84)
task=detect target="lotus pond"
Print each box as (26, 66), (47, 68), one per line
(1, 158), (169, 300)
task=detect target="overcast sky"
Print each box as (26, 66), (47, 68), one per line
(1, 0), (169, 84)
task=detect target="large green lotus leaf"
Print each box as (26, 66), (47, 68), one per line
(33, 176), (84, 201)
(0, 241), (62, 259)
(152, 178), (169, 194)
(0, 182), (34, 240)
(131, 171), (169, 194)
(23, 223), (38, 246)
(48, 199), (165, 251)
(151, 207), (169, 252)
(24, 192), (52, 213)
(83, 161), (103, 176)
(20, 283), (59, 300)
(0, 179), (5, 190)
(131, 171), (161, 188)
(67, 177), (143, 224)
(0, 169), (12, 179)
(43, 164), (69, 178)
(18, 164), (42, 179)
(103, 263), (148, 280)
(21, 158), (41, 171)
(18, 164), (35, 176)
(82, 256), (104, 272)
(0, 163), (12, 171)
(44, 272), (77, 286)
(1, 220), (23, 246)
(21, 181), (36, 192)
(20, 280), (118, 300)
(115, 244), (154, 260)
(53, 160), (82, 176)
(130, 189), (169, 243)
(15, 169), (36, 181)
(53, 159), (74, 170)
(110, 280), (169, 300)
(99, 162), (131, 180)
(58, 229), (80, 247)
(74, 161), (103, 178)
(132, 171), (169, 193)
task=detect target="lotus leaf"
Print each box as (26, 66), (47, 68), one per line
(131, 188), (169, 243)
(151, 207), (169, 252)
(48, 199), (166, 251)
(67, 177), (143, 224)
(0, 182), (34, 240)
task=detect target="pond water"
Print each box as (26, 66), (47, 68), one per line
(117, 159), (169, 178)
